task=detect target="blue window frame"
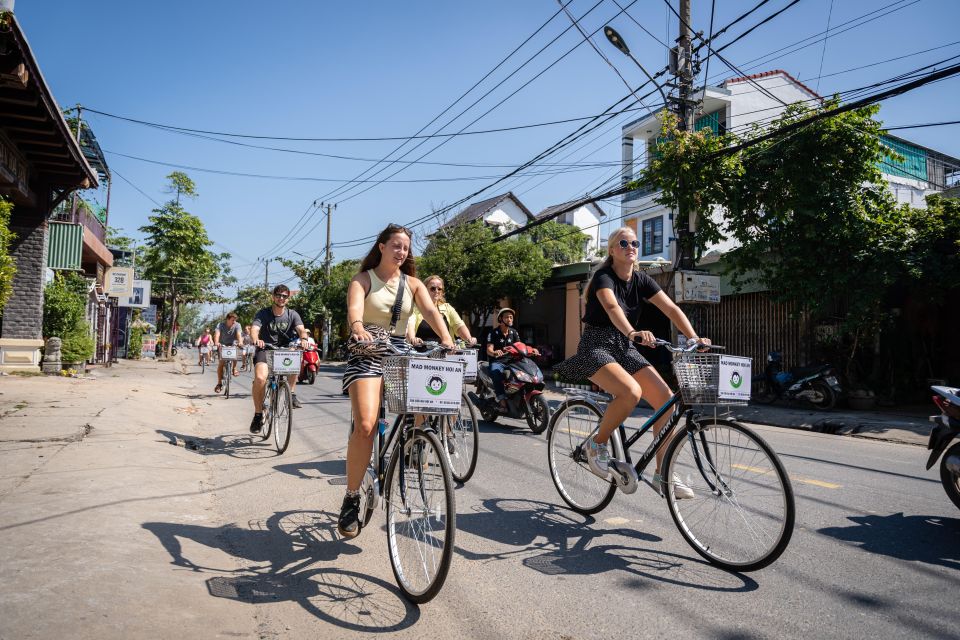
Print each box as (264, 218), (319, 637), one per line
(642, 216), (663, 256)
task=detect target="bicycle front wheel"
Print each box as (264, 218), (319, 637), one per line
(384, 427), (455, 604)
(547, 399), (622, 515)
(663, 418), (795, 571)
(224, 367), (231, 399)
(445, 393), (479, 483)
(273, 380), (293, 454)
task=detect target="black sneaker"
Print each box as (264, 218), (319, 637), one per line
(337, 493), (361, 538)
(292, 394), (303, 409)
(249, 413), (263, 434)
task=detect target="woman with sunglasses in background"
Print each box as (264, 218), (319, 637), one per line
(405, 275), (476, 347)
(554, 226), (710, 498)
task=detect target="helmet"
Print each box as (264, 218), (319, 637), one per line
(497, 308), (516, 323)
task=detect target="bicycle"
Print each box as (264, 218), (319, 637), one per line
(258, 344), (301, 454)
(547, 339), (795, 572)
(351, 339), (461, 603)
(442, 345), (480, 483)
(219, 345), (240, 399)
(199, 345), (211, 374)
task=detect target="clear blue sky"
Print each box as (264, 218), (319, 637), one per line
(21, 0), (960, 295)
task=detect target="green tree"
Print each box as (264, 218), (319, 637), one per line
(419, 222), (551, 329)
(165, 171), (198, 205)
(525, 219), (590, 264)
(43, 272), (88, 340)
(140, 173), (231, 358)
(106, 226), (145, 276)
(0, 199), (15, 317)
(232, 285), (272, 326)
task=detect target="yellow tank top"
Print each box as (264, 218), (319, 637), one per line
(362, 269), (416, 335)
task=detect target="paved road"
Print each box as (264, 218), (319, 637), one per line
(164, 355), (959, 639)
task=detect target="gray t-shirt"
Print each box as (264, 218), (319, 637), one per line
(216, 322), (242, 346)
(252, 307), (304, 348)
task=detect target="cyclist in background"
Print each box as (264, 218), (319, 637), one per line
(213, 312), (243, 393)
(554, 226), (710, 498)
(249, 285), (309, 433)
(196, 328), (212, 367)
(405, 274), (476, 346)
(240, 324), (254, 372)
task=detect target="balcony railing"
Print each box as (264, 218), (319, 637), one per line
(52, 198), (107, 246)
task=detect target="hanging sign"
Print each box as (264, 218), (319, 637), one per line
(404, 358), (464, 414)
(718, 355), (752, 402)
(105, 267), (134, 298)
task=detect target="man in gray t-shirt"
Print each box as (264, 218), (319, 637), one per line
(214, 313), (244, 392)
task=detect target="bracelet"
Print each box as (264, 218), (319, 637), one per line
(350, 320), (364, 329)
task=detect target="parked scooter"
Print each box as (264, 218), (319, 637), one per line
(752, 350), (842, 409)
(470, 342), (551, 434)
(927, 386), (960, 511)
(299, 341), (319, 385)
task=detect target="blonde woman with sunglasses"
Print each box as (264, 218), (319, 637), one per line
(405, 275), (476, 346)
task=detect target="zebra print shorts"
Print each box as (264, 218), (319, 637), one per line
(341, 324), (412, 394)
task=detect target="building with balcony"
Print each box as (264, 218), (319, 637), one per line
(0, 13), (99, 371)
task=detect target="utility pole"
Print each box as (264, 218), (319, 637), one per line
(674, 0), (697, 271)
(263, 258), (270, 292)
(321, 202), (336, 360)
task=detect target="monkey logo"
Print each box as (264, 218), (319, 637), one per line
(426, 376), (447, 396)
(730, 371), (743, 389)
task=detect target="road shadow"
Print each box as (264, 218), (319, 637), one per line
(274, 459), (346, 480)
(143, 510), (420, 632)
(156, 429), (280, 459)
(818, 512), (960, 571)
(455, 498), (758, 592)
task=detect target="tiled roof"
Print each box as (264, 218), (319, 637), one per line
(536, 200), (606, 220)
(723, 69), (822, 100)
(441, 191), (534, 228)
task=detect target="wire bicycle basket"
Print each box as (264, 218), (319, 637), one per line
(672, 352), (751, 406)
(383, 350), (463, 415)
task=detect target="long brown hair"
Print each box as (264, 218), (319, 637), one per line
(358, 224), (417, 277)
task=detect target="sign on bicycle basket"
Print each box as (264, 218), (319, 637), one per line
(272, 350), (302, 375)
(200, 346), (210, 354)
(446, 350), (477, 381)
(405, 358), (464, 414)
(718, 355), (752, 402)
(220, 346), (239, 360)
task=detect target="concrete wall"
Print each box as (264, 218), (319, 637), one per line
(483, 199), (529, 229)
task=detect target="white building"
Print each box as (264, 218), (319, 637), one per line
(535, 200), (607, 258)
(619, 69), (960, 264)
(438, 191), (534, 233)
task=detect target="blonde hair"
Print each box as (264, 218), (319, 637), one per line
(584, 226), (639, 301)
(423, 275), (446, 304)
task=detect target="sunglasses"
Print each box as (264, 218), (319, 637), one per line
(618, 239), (640, 249)
(273, 293), (289, 299)
(429, 286), (444, 292)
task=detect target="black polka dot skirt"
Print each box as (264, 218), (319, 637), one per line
(554, 324), (651, 381)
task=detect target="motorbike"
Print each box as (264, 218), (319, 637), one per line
(470, 342), (551, 434)
(752, 350), (842, 410)
(927, 386), (960, 511)
(298, 341), (319, 385)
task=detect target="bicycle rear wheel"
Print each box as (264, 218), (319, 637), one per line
(547, 399), (623, 515)
(445, 393), (479, 483)
(384, 427), (455, 604)
(663, 418), (795, 571)
(273, 380), (292, 454)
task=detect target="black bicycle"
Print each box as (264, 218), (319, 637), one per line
(258, 344), (301, 454)
(351, 339), (460, 603)
(219, 345), (240, 399)
(547, 339), (795, 571)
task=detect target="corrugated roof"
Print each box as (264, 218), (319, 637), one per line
(441, 191), (534, 229)
(536, 200), (606, 220)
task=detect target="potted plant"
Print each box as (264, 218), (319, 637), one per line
(61, 321), (95, 371)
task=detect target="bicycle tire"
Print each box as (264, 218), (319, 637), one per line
(384, 427), (455, 604)
(663, 417), (795, 572)
(445, 393), (479, 483)
(547, 398), (622, 515)
(201, 357), (205, 375)
(224, 367), (231, 399)
(260, 382), (274, 440)
(273, 380), (292, 454)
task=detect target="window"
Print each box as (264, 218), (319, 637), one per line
(642, 216), (663, 255)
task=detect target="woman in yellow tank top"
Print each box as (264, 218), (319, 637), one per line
(338, 224), (453, 538)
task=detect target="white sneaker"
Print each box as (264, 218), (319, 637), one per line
(583, 438), (610, 479)
(653, 473), (695, 500)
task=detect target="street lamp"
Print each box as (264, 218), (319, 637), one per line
(603, 26), (668, 107)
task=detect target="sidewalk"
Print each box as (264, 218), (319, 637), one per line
(0, 359), (257, 639)
(543, 381), (931, 447)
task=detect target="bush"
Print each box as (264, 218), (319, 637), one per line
(43, 272), (88, 340)
(61, 321), (95, 363)
(0, 199), (15, 317)
(128, 325), (143, 360)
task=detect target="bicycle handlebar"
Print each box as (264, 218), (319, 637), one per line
(650, 338), (726, 353)
(351, 338), (454, 357)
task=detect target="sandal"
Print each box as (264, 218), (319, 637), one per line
(214, 383), (223, 393)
